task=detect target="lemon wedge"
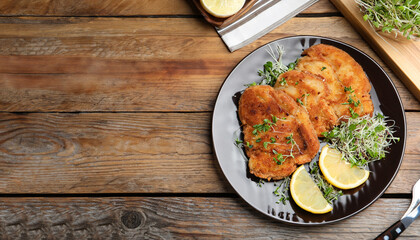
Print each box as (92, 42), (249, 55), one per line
(200, 0), (246, 18)
(290, 165), (333, 214)
(319, 145), (370, 190)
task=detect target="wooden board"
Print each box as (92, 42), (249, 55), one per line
(0, 197), (418, 239)
(330, 0), (420, 102)
(0, 0), (338, 16)
(0, 112), (419, 194)
(0, 17), (419, 112)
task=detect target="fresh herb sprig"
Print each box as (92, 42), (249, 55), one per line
(256, 44), (299, 87)
(310, 162), (343, 204)
(257, 45), (288, 86)
(273, 177), (291, 205)
(272, 134), (298, 165)
(322, 113), (400, 168)
(252, 115), (278, 135)
(356, 0), (419, 39)
(257, 179), (265, 187)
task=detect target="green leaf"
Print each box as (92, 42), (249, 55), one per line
(363, 14), (369, 21)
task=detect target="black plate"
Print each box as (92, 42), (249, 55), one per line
(211, 36), (407, 225)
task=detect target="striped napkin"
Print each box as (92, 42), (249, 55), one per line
(217, 0), (319, 52)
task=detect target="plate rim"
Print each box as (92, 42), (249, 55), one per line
(211, 35), (407, 225)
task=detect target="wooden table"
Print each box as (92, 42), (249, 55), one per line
(0, 0), (419, 238)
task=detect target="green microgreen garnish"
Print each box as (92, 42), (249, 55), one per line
(297, 94), (310, 106)
(257, 44), (289, 86)
(321, 66), (327, 71)
(344, 86), (354, 93)
(288, 58), (299, 71)
(235, 138), (243, 146)
(349, 107), (359, 119)
(322, 113), (400, 168)
(342, 86), (362, 116)
(271, 134), (298, 165)
(253, 116), (277, 135)
(272, 115), (279, 123)
(310, 162), (343, 204)
(279, 77), (287, 86)
(273, 177), (291, 204)
(286, 134), (295, 145)
(255, 44), (301, 87)
(272, 149), (286, 165)
(342, 94), (361, 107)
(244, 82), (257, 87)
(356, 0), (419, 39)
(257, 179), (265, 187)
(263, 142), (269, 149)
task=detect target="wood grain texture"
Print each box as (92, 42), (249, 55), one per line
(0, 1), (417, 238)
(0, 112), (229, 194)
(0, 0), (338, 16)
(330, 0), (420, 102)
(0, 197), (418, 239)
(0, 112), (418, 194)
(0, 17), (418, 112)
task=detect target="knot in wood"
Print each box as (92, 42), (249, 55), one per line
(121, 210), (142, 229)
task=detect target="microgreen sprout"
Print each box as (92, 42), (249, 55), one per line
(288, 58), (299, 71)
(310, 162), (343, 204)
(322, 113), (400, 168)
(253, 117), (277, 135)
(273, 177), (291, 205)
(344, 86), (354, 93)
(256, 44), (297, 87)
(279, 77), (288, 86)
(296, 98), (304, 105)
(356, 0), (419, 39)
(235, 138), (243, 147)
(271, 134), (299, 165)
(257, 179), (265, 187)
(286, 134), (295, 145)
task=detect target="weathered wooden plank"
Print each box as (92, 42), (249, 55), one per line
(0, 17), (418, 111)
(0, 17), (389, 58)
(0, 72), (222, 112)
(0, 112), (418, 194)
(0, 197), (417, 239)
(0, 63), (417, 112)
(0, 112), (227, 194)
(0, 17), (398, 60)
(0, 0), (337, 16)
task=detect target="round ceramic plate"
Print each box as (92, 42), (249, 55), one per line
(212, 36), (407, 225)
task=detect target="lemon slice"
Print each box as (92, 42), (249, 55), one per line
(200, 0), (246, 18)
(290, 165), (333, 214)
(319, 145), (370, 190)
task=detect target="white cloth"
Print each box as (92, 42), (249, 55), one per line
(217, 0), (319, 52)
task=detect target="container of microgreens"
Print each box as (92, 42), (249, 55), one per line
(356, 0), (419, 41)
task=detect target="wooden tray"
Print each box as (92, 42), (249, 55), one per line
(330, 0), (420, 102)
(192, 0), (258, 28)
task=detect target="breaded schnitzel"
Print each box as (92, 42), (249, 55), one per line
(274, 70), (339, 136)
(296, 44), (374, 118)
(238, 44), (374, 180)
(238, 85), (319, 180)
(274, 44), (374, 136)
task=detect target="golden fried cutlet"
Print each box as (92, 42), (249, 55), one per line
(274, 70), (339, 136)
(296, 44), (374, 118)
(238, 85), (319, 180)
